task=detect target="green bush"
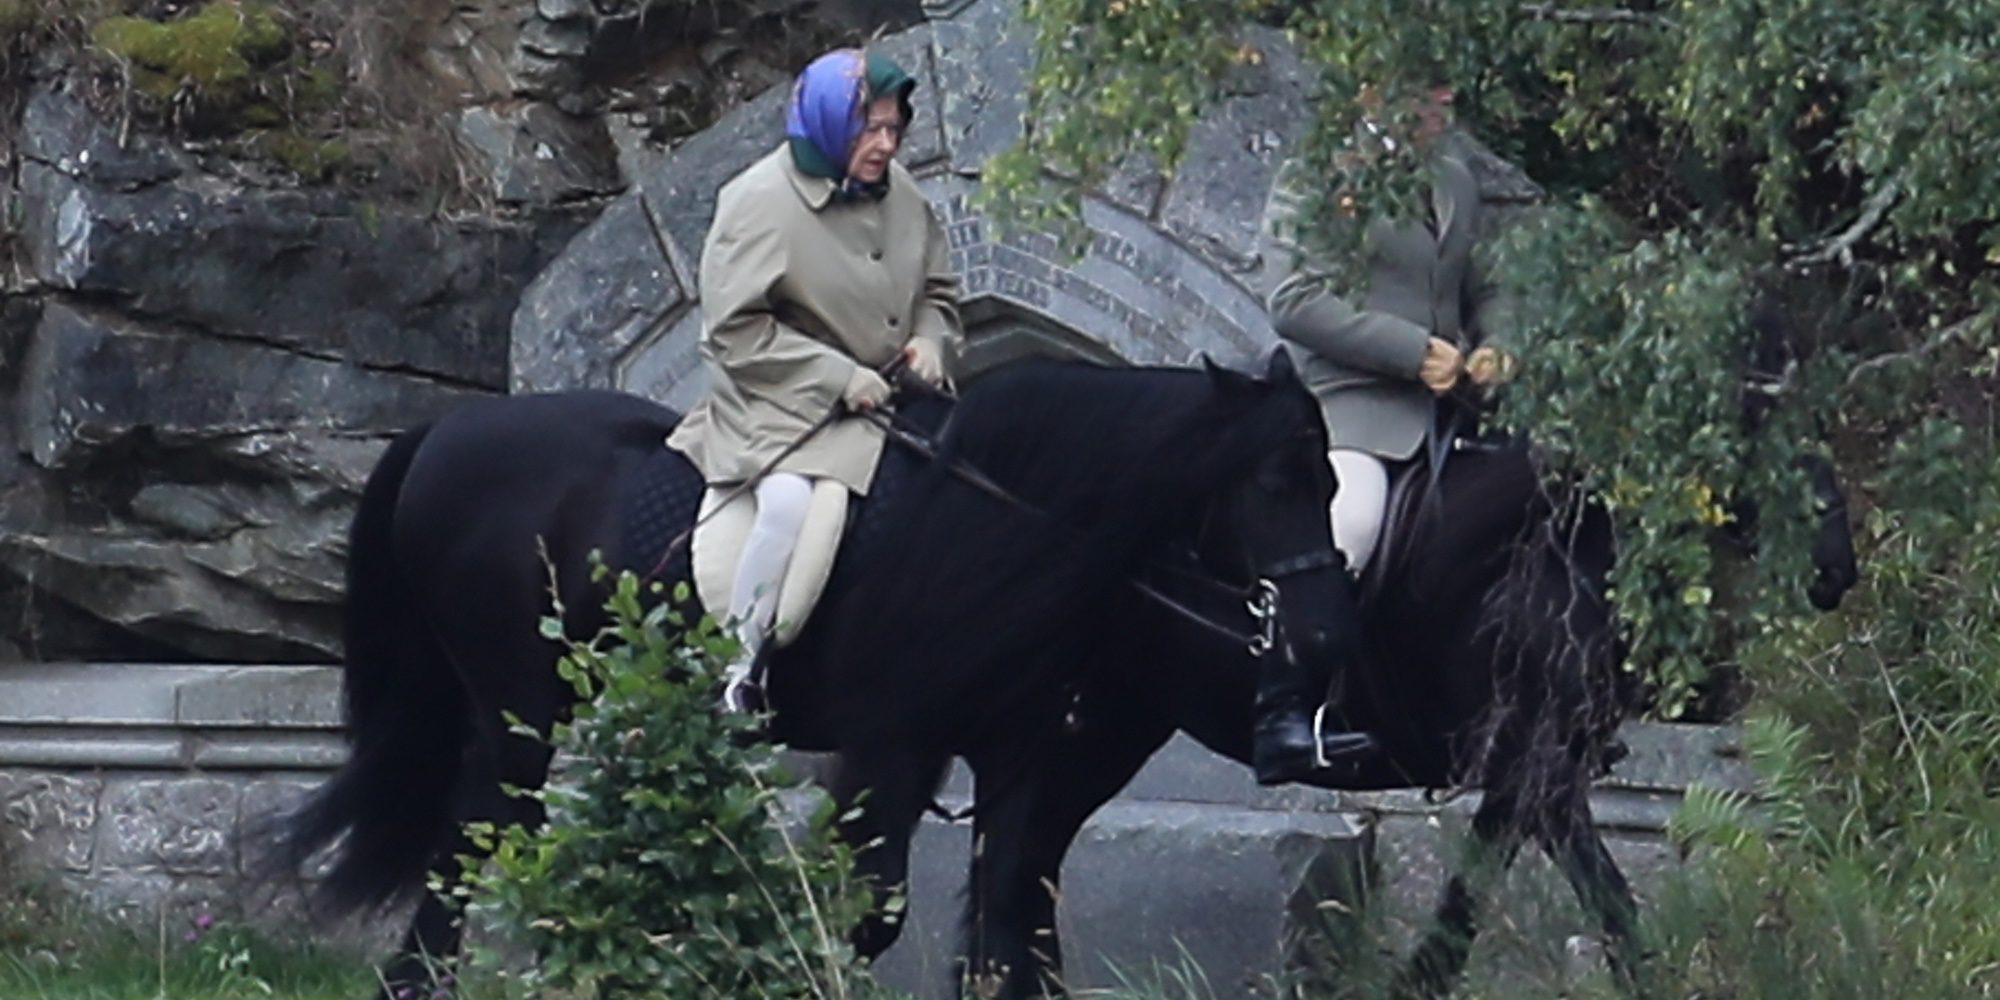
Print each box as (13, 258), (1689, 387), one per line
(986, 0), (1997, 710)
(459, 568), (888, 999)
(1640, 436), (2000, 998)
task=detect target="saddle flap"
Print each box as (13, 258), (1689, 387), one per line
(1360, 458), (1429, 603)
(691, 479), (851, 647)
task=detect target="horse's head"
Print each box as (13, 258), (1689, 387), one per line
(1199, 350), (1355, 660)
(1721, 454), (1860, 612)
(1742, 301), (1860, 611)
(1801, 452), (1860, 611)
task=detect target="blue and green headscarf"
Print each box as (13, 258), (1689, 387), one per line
(785, 48), (916, 192)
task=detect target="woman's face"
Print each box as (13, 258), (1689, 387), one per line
(847, 94), (905, 184)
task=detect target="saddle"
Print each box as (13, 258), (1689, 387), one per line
(1356, 415), (1516, 606)
(690, 480), (850, 647)
(1357, 457), (1432, 605)
(617, 397), (944, 642)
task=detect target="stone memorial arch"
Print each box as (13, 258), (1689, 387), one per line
(509, 0), (1328, 402)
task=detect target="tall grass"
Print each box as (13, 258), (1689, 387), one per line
(0, 871), (371, 1000)
(1630, 440), (2000, 998)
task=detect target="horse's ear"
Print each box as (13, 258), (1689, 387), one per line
(1263, 346), (1298, 385)
(1200, 354), (1258, 398)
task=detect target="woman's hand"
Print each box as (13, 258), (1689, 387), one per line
(1419, 337), (1463, 395)
(903, 339), (945, 387)
(1465, 346), (1516, 387)
(843, 366), (892, 411)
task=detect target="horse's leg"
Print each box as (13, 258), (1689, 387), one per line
(374, 543), (574, 999)
(963, 708), (1175, 999)
(829, 745), (950, 961)
(373, 698), (558, 999)
(1540, 786), (1640, 982)
(1392, 789), (1527, 1000)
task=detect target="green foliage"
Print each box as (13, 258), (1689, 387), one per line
(5, 0), (480, 199)
(0, 0), (118, 75)
(983, 0), (1248, 244)
(989, 2), (2000, 990)
(1493, 205), (1780, 707)
(460, 568), (884, 999)
(0, 1), (34, 34)
(1630, 441), (2000, 997)
(990, 0), (1997, 709)
(255, 130), (350, 182)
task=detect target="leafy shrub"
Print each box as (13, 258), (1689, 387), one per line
(459, 568), (888, 999)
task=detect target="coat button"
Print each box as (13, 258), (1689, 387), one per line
(870, 249), (884, 261)
(887, 316), (900, 328)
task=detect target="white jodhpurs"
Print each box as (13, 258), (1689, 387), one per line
(725, 472), (813, 675)
(1328, 448), (1388, 574)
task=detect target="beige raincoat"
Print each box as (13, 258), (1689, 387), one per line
(667, 144), (962, 494)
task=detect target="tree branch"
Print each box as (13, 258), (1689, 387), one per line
(1844, 313), (1991, 390)
(1785, 179), (1902, 271)
(1518, 4), (1682, 29)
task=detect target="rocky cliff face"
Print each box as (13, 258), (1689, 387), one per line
(0, 0), (920, 663)
(2, 81), (576, 662)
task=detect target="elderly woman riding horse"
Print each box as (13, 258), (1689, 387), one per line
(664, 48), (957, 712)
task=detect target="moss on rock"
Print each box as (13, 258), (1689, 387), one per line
(91, 2), (288, 107)
(256, 130), (349, 182)
(0, 0), (36, 35)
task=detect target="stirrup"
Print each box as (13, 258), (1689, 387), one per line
(720, 675), (767, 715)
(1312, 702), (1332, 769)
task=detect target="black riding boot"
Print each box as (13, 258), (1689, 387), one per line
(1252, 649), (1377, 786)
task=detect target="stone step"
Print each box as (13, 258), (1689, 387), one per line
(871, 800), (1369, 999)
(930, 721), (1748, 824)
(0, 663), (343, 770)
(872, 722), (1743, 996)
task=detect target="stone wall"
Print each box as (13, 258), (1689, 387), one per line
(0, 662), (1749, 993)
(0, 664), (341, 928)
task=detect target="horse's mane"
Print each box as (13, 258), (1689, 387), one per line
(1386, 442), (1626, 805)
(818, 359), (1318, 749)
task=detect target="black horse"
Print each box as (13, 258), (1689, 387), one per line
(952, 425), (1859, 998)
(266, 355), (1356, 997)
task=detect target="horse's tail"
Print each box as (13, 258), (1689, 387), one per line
(267, 421), (472, 915)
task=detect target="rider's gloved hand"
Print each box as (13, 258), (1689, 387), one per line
(1419, 337), (1463, 395)
(1465, 346), (1516, 387)
(843, 366), (892, 411)
(903, 338), (946, 388)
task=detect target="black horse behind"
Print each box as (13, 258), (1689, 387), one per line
(265, 355), (1357, 997)
(959, 425), (1860, 998)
